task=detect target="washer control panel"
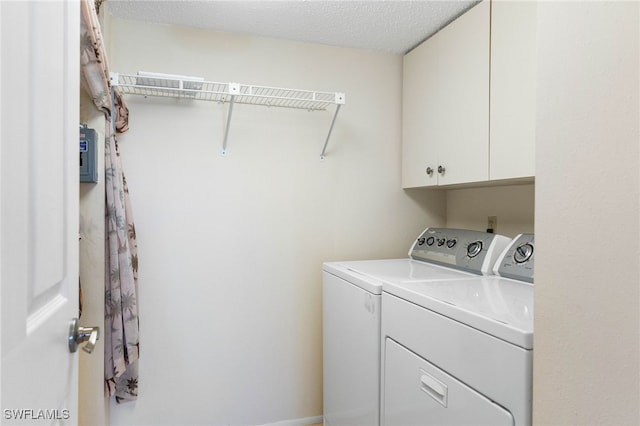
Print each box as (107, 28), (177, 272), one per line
(409, 228), (511, 275)
(494, 234), (535, 283)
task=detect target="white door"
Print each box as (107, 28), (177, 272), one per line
(402, 28), (441, 189)
(489, 0), (537, 181)
(436, 0), (490, 186)
(1, 1), (81, 424)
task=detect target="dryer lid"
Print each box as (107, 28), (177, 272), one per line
(383, 276), (533, 349)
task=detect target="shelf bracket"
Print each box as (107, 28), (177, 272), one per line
(320, 92), (345, 160)
(221, 83), (240, 156)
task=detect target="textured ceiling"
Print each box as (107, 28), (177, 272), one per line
(106, 0), (479, 54)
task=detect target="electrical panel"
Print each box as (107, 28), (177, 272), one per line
(79, 124), (98, 183)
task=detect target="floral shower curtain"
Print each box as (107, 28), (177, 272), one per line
(80, 0), (140, 403)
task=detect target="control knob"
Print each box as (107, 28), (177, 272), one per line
(417, 237), (426, 246)
(514, 243), (534, 263)
(437, 238), (446, 247)
(426, 237), (435, 246)
(466, 241), (483, 258)
(446, 239), (457, 249)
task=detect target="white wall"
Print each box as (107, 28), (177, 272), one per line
(446, 184), (534, 238)
(106, 17), (445, 425)
(534, 2), (639, 424)
(78, 89), (108, 426)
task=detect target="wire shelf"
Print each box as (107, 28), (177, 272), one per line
(111, 73), (343, 111)
(109, 72), (345, 158)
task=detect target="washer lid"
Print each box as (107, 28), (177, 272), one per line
(383, 276), (533, 349)
(323, 259), (476, 295)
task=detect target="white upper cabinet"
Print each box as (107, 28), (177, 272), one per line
(490, 0), (536, 180)
(402, 0), (535, 189)
(403, 0), (490, 188)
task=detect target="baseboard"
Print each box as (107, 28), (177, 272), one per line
(258, 415), (323, 426)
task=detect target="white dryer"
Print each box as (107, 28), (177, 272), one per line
(322, 228), (511, 426)
(381, 234), (535, 426)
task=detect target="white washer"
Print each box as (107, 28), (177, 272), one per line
(322, 228), (511, 426)
(381, 234), (535, 426)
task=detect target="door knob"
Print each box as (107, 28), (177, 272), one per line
(68, 318), (100, 354)
(426, 167), (434, 176)
(438, 165), (446, 174)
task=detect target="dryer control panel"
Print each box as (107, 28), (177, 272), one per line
(409, 228), (511, 275)
(493, 234), (535, 283)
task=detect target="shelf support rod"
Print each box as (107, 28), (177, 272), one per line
(221, 96), (235, 156)
(320, 93), (345, 160)
(221, 83), (240, 156)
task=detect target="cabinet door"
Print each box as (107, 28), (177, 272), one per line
(490, 1), (536, 180)
(402, 31), (441, 188)
(436, 0), (490, 186)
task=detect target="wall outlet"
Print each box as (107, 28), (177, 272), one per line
(487, 216), (497, 233)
